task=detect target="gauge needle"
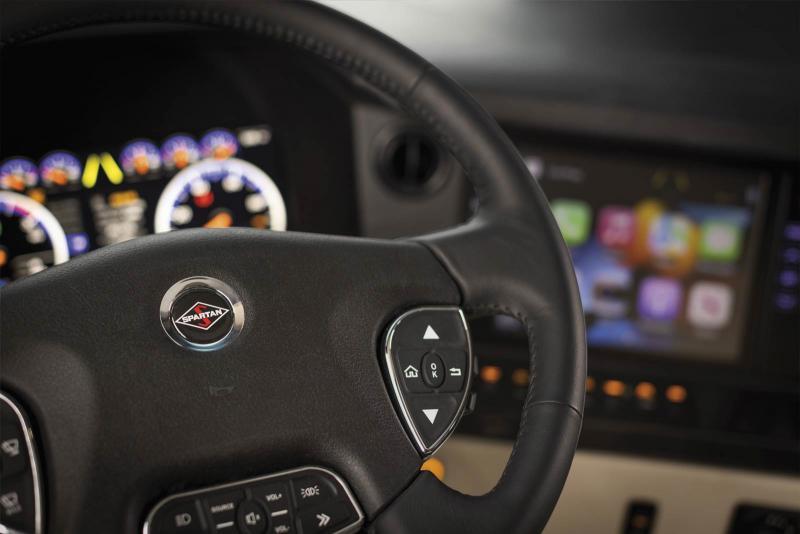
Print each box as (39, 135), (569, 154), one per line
(204, 211), (233, 229)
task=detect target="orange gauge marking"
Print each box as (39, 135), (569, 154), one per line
(133, 155), (150, 175)
(48, 169), (68, 186)
(204, 211), (233, 228)
(27, 188), (46, 204)
(250, 214), (270, 229)
(213, 147), (234, 160)
(8, 175), (25, 191)
(174, 150), (189, 169)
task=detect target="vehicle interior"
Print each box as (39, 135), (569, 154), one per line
(0, 2), (798, 534)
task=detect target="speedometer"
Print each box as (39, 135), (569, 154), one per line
(153, 158), (287, 233)
(0, 191), (69, 283)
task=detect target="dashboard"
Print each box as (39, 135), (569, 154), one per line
(1, 28), (362, 284)
(1, 5), (799, 532)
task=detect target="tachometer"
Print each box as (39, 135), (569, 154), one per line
(0, 191), (69, 284)
(153, 158), (286, 233)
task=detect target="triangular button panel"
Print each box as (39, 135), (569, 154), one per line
(383, 307), (473, 454)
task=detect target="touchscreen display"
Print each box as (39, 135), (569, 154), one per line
(526, 149), (767, 361)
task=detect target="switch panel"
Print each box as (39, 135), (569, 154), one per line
(728, 504), (800, 534)
(0, 392), (44, 534)
(383, 307), (474, 455)
(143, 467), (363, 534)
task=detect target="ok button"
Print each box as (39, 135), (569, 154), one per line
(422, 352), (445, 388)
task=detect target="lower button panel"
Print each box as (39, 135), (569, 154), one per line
(0, 392), (44, 534)
(143, 467), (363, 534)
(297, 500), (354, 534)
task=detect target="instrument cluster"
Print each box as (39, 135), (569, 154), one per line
(0, 125), (285, 285)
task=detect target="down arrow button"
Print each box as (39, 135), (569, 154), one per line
(407, 394), (460, 449)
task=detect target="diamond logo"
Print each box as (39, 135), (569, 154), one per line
(174, 301), (230, 331)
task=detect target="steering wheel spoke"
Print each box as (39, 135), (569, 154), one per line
(1, 230), (460, 532)
(418, 211), (586, 409)
(369, 213), (586, 533)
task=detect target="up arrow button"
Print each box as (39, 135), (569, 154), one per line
(389, 308), (468, 350)
(423, 325), (440, 340)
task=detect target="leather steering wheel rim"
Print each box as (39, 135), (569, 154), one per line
(0, 2), (586, 533)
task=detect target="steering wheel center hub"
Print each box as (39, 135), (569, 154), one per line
(160, 276), (244, 351)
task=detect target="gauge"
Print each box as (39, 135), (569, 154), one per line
(200, 128), (238, 160)
(39, 151), (81, 188)
(153, 158), (286, 233)
(0, 191), (69, 284)
(161, 134), (200, 171)
(120, 140), (161, 176)
(0, 158), (38, 191)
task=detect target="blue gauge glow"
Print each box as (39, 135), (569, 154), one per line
(39, 151), (81, 187)
(161, 134), (200, 171)
(120, 140), (161, 176)
(0, 158), (38, 191)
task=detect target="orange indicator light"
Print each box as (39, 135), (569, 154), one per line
(108, 190), (140, 208)
(586, 376), (596, 393)
(665, 384), (688, 404)
(635, 382), (657, 402)
(480, 365), (502, 385)
(27, 188), (46, 204)
(511, 368), (529, 388)
(602, 379), (627, 398)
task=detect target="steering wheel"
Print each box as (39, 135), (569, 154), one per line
(0, 2), (585, 533)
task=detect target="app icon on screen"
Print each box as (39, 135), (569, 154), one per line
(637, 276), (682, 321)
(647, 213), (698, 274)
(699, 220), (742, 262)
(597, 206), (635, 250)
(592, 266), (632, 319)
(551, 199), (591, 246)
(687, 282), (733, 329)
